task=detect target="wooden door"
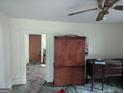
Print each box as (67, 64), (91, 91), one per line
(54, 36), (86, 86)
(29, 35), (41, 63)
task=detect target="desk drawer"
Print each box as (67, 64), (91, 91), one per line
(94, 65), (103, 78)
(104, 67), (122, 76)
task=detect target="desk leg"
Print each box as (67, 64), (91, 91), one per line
(91, 77), (94, 91)
(102, 65), (104, 90)
(91, 62), (95, 91)
(86, 73), (88, 83)
(102, 77), (104, 90)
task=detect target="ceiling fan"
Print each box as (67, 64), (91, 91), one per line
(68, 0), (123, 21)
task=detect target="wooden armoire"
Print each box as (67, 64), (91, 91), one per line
(54, 35), (86, 86)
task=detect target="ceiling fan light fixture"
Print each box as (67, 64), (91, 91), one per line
(103, 15), (107, 20)
(103, 10), (109, 14)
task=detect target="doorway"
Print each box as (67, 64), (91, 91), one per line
(24, 34), (47, 92)
(29, 34), (46, 64)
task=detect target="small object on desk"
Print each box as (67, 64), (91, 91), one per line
(95, 59), (106, 64)
(95, 61), (106, 64)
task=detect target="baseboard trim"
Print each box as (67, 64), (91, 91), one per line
(0, 88), (10, 92)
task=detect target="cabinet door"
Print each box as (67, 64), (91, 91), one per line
(55, 37), (85, 66)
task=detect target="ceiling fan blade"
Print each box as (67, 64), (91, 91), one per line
(104, 0), (119, 7)
(68, 8), (97, 16)
(96, 11), (105, 21)
(113, 5), (123, 10)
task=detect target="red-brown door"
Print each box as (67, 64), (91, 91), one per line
(29, 35), (41, 63)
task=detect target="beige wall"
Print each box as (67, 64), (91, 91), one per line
(9, 18), (123, 85)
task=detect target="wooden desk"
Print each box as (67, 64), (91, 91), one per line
(86, 59), (123, 91)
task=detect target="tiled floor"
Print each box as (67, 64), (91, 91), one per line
(37, 78), (123, 93)
(9, 63), (123, 93)
(10, 63), (47, 93)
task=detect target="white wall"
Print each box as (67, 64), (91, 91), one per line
(0, 12), (11, 88)
(10, 18), (123, 84)
(41, 34), (46, 62)
(24, 34), (29, 64)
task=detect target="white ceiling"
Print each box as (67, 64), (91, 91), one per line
(0, 0), (123, 23)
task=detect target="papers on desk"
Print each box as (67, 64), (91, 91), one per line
(95, 61), (106, 64)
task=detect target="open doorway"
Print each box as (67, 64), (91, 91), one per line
(24, 34), (47, 92)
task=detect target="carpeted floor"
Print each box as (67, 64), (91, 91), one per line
(9, 63), (123, 93)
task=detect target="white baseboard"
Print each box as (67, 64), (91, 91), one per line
(0, 88), (10, 93)
(5, 77), (26, 89)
